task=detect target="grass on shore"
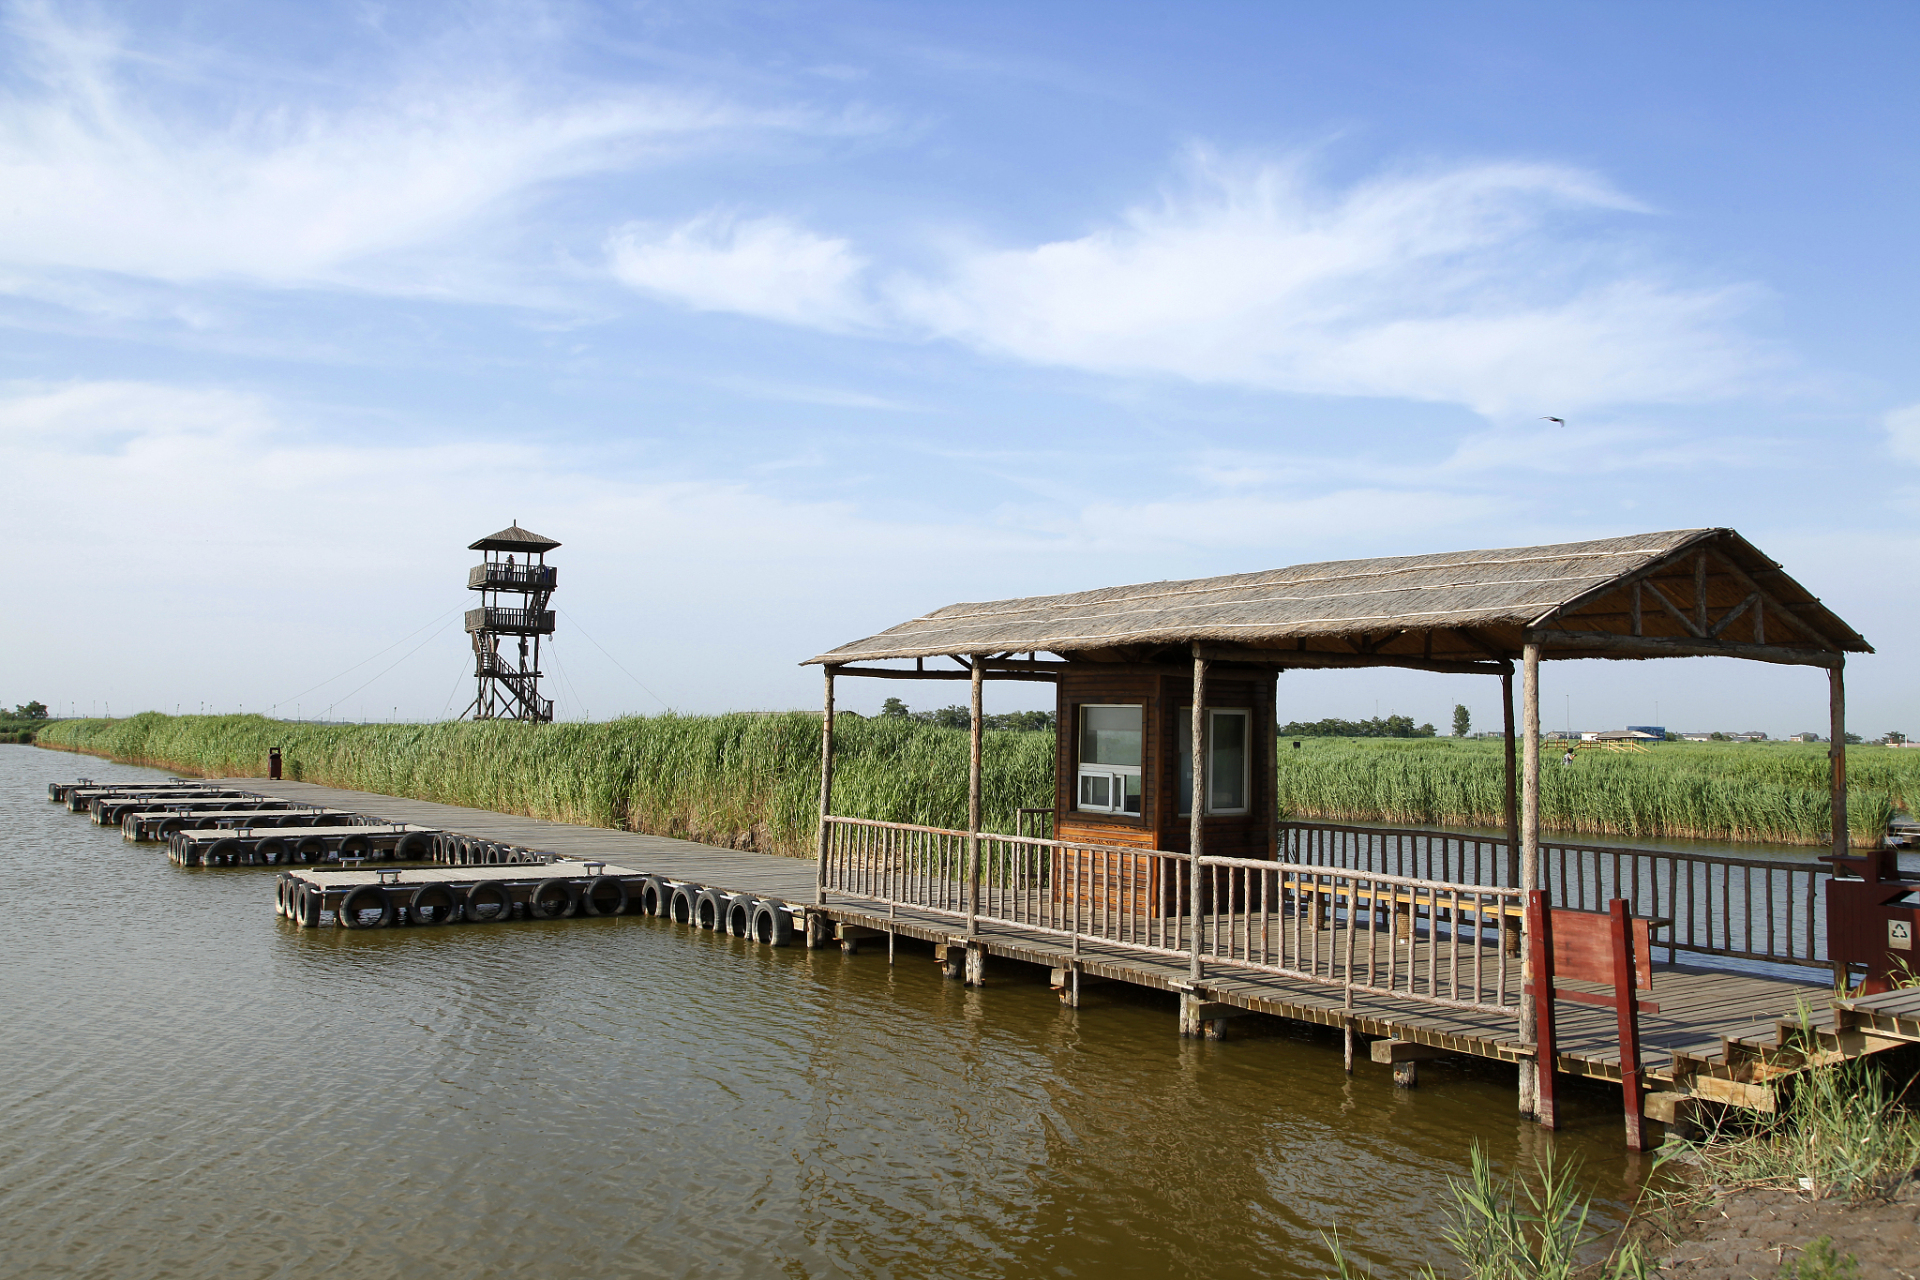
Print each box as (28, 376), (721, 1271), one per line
(34, 713), (1906, 853)
(35, 711), (1053, 858)
(1279, 737), (1902, 847)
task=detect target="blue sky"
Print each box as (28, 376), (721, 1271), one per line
(4, 0), (1916, 736)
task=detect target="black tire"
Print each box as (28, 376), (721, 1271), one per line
(290, 882), (313, 927)
(339, 834), (372, 859)
(194, 817), (218, 831)
(751, 899), (795, 947)
(639, 876), (671, 917)
(581, 876), (628, 917)
(338, 884), (392, 929)
(669, 884), (697, 924)
(724, 895), (757, 937)
(256, 837), (289, 864)
(527, 880), (577, 920)
(408, 883), (459, 925)
(205, 837), (242, 867)
(464, 881), (513, 923)
(157, 816), (184, 837)
(694, 888), (728, 931)
(275, 876), (290, 916)
(295, 834), (327, 864)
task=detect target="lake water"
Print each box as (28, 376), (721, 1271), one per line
(1, 745), (1649, 1280)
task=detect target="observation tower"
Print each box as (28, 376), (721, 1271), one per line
(462, 522), (559, 722)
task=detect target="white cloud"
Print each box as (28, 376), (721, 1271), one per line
(0, 6), (814, 293)
(607, 213), (872, 329)
(1886, 404), (1920, 464)
(599, 150), (1767, 419)
(888, 151), (1763, 417)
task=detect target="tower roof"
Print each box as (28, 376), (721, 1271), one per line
(469, 523), (561, 553)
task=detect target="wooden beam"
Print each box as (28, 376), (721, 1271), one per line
(1450, 627), (1512, 660)
(1196, 645), (1511, 677)
(1708, 591), (1761, 639)
(830, 665), (1058, 682)
(1639, 578), (1707, 638)
(1694, 552), (1709, 636)
(1524, 629), (1840, 668)
(1520, 643), (1542, 1121)
(1706, 548), (1855, 652)
(1630, 582), (1642, 637)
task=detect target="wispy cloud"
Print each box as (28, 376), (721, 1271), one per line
(1886, 403), (1920, 464)
(607, 213), (873, 329)
(0, 4), (840, 296)
(605, 148), (1771, 419)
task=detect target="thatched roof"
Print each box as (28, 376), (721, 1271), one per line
(806, 528), (1868, 674)
(470, 523), (561, 553)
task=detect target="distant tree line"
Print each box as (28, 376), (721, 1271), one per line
(1278, 714), (1437, 739)
(10, 701), (48, 720)
(878, 697), (1055, 732)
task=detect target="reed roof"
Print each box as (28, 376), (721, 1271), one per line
(806, 528), (1869, 672)
(470, 523), (561, 553)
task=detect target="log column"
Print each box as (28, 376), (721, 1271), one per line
(1830, 661), (1848, 860)
(1519, 642), (1543, 1121)
(815, 666), (837, 905)
(968, 658), (984, 937)
(1189, 648), (1208, 984)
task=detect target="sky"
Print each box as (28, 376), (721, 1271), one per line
(2, 0), (1916, 737)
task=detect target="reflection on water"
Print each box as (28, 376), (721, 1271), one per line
(0, 747), (1647, 1279)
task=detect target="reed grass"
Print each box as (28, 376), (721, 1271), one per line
(35, 712), (1053, 858)
(36, 714), (1905, 852)
(1277, 738), (1903, 847)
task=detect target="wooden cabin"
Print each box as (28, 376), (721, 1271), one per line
(1053, 664), (1276, 860)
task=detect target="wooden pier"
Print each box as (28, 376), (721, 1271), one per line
(147, 779), (1920, 1127)
(50, 767), (1920, 1143)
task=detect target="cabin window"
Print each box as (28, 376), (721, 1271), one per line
(1178, 709), (1251, 816)
(1077, 704), (1143, 815)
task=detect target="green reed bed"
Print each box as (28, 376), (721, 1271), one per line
(37, 714), (1905, 853)
(36, 712), (1055, 858)
(1277, 738), (1904, 847)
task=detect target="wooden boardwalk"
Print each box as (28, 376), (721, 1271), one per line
(224, 777), (1858, 1103)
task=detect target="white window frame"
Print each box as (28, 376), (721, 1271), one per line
(1076, 703), (1144, 816)
(1178, 707), (1252, 817)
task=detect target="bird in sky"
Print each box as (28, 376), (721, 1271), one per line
(1541, 416), (1566, 427)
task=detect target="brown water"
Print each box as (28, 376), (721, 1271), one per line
(1, 746), (1651, 1280)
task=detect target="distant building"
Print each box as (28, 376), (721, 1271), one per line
(1787, 733), (1823, 743)
(1626, 725), (1666, 739)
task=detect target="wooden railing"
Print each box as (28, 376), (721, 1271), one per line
(821, 816), (1522, 1016)
(1281, 820), (1832, 970)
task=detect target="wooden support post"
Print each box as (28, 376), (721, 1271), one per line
(1527, 888), (1558, 1129)
(965, 942), (987, 987)
(1190, 647), (1208, 983)
(815, 667), (836, 905)
(935, 939), (966, 980)
(1519, 642), (1542, 1118)
(968, 658), (983, 935)
(1502, 668), (1522, 957)
(1611, 898), (1647, 1151)
(1831, 662), (1848, 860)
(804, 908), (833, 950)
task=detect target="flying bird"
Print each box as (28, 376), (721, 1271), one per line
(1541, 416), (1566, 427)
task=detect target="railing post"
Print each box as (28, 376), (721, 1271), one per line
(968, 657), (983, 935)
(815, 666), (837, 906)
(1519, 642), (1542, 1119)
(1189, 647), (1208, 983)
